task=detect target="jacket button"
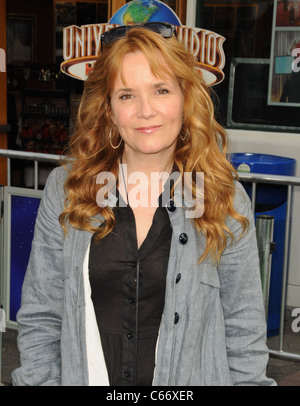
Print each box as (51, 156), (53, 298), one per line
(175, 273), (181, 284)
(167, 199), (176, 212)
(124, 371), (130, 378)
(179, 233), (188, 245)
(127, 332), (133, 340)
(174, 312), (180, 324)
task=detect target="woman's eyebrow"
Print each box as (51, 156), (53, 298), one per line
(114, 87), (133, 95)
(153, 82), (169, 88)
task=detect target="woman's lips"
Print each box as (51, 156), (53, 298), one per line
(135, 125), (161, 134)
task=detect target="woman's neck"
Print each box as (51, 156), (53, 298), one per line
(121, 151), (174, 177)
(119, 151), (174, 208)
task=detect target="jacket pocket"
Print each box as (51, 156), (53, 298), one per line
(196, 263), (220, 289)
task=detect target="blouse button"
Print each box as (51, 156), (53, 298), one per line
(167, 199), (176, 212)
(174, 312), (180, 325)
(175, 273), (181, 284)
(179, 233), (188, 245)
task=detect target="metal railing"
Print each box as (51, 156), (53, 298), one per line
(0, 149), (299, 363)
(256, 214), (274, 323)
(238, 172), (300, 362)
(0, 149), (66, 189)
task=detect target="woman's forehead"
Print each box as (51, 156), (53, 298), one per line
(115, 50), (175, 85)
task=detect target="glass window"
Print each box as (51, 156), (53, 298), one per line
(201, 0), (300, 132)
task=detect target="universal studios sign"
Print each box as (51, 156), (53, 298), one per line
(60, 2), (226, 86)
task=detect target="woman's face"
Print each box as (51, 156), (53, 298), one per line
(110, 50), (184, 161)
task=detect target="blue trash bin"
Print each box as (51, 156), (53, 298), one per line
(230, 153), (296, 336)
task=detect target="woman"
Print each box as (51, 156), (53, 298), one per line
(12, 24), (275, 386)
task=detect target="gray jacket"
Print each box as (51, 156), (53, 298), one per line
(12, 166), (275, 386)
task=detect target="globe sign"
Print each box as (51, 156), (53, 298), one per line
(109, 0), (181, 26)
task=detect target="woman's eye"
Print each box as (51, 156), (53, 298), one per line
(120, 94), (133, 100)
(157, 88), (169, 95)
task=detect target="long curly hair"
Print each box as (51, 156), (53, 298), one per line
(59, 27), (248, 263)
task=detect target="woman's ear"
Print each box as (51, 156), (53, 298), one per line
(109, 111), (117, 127)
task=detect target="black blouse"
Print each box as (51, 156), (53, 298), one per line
(89, 198), (172, 386)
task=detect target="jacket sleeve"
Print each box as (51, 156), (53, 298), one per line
(218, 182), (276, 386)
(11, 167), (66, 386)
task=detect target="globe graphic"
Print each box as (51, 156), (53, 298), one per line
(109, 0), (182, 26)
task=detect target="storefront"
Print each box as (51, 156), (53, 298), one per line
(1, 1), (299, 167)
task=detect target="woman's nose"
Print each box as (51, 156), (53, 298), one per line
(137, 96), (156, 119)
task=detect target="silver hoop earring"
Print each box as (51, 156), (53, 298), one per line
(109, 128), (122, 149)
(180, 127), (189, 142)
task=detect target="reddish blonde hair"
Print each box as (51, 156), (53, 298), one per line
(59, 28), (248, 262)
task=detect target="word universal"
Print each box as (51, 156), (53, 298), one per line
(61, 23), (225, 85)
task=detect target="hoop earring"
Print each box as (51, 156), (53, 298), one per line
(109, 128), (122, 149)
(180, 127), (189, 142)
